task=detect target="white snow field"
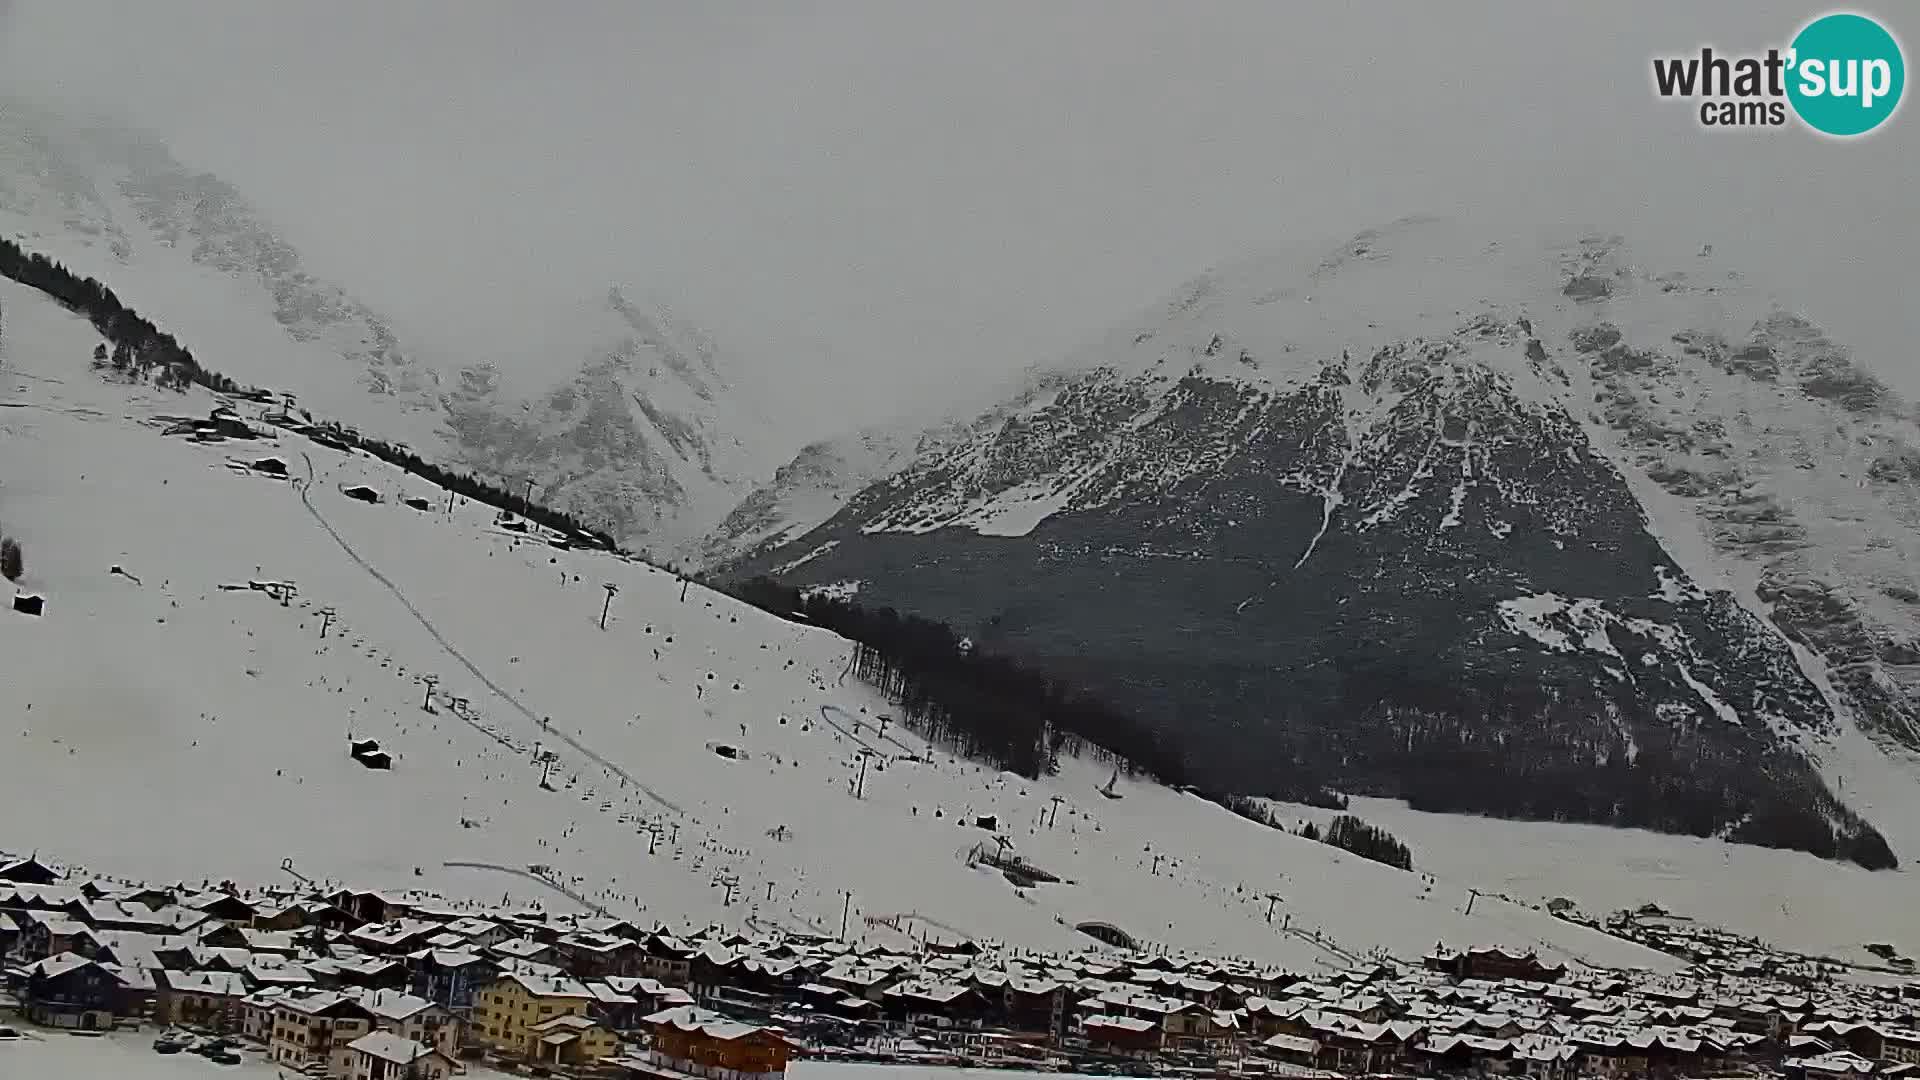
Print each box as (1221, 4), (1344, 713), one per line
(1265, 788), (1920, 970)
(0, 278), (1683, 975)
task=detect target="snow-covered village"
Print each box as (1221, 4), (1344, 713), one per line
(2, 259), (1919, 1077)
(2, 7), (1919, 1080)
(3, 850), (1920, 1080)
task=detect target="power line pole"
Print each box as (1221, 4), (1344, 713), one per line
(1264, 893), (1283, 923)
(840, 891), (853, 941)
(318, 607), (336, 639)
(600, 583), (619, 630)
(420, 675), (438, 712)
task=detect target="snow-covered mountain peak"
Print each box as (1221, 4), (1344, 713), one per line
(725, 216), (1920, 870)
(1, 99), (798, 554)
(443, 286), (780, 553)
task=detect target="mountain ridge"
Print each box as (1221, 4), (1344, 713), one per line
(721, 217), (1920, 867)
(0, 99), (792, 551)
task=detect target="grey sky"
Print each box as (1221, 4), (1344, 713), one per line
(2, 1), (1913, 443)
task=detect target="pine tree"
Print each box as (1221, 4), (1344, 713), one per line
(1, 537), (22, 582)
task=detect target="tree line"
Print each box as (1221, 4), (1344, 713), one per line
(0, 238), (619, 549)
(1204, 793), (1413, 871)
(727, 576), (1188, 784)
(0, 239), (204, 391)
(1315, 654), (1898, 871)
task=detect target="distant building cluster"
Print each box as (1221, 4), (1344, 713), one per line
(2, 852), (1918, 1080)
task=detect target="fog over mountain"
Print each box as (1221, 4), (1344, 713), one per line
(0, 0), (1912, 454)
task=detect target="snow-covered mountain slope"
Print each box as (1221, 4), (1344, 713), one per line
(728, 216), (1920, 867)
(442, 288), (780, 553)
(0, 277), (1693, 973)
(0, 100), (440, 440)
(0, 100), (782, 549)
(694, 425), (944, 570)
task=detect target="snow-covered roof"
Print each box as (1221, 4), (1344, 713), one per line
(347, 1031), (438, 1065)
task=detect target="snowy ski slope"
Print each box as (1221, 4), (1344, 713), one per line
(0, 278), (1678, 974)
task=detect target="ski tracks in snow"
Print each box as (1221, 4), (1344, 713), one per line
(295, 453), (686, 816)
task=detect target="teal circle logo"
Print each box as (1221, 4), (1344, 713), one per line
(1787, 13), (1905, 136)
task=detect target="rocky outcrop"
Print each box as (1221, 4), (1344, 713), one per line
(725, 218), (1915, 866)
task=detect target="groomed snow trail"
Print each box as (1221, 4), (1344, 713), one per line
(296, 452), (686, 816)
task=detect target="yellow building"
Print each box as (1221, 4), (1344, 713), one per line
(473, 970), (600, 1060)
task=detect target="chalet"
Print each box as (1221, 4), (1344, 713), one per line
(346, 1031), (459, 1080)
(1082, 1013), (1163, 1058)
(1884, 1029), (1920, 1066)
(182, 890), (258, 924)
(438, 916), (515, 950)
(1261, 1033), (1329, 1070)
(559, 931), (645, 978)
(818, 961), (898, 1002)
(687, 942), (744, 1000)
(527, 1013), (620, 1068)
(1794, 1051), (1885, 1080)
(591, 976), (694, 1031)
(0, 856), (61, 885)
(613, 1005), (794, 1080)
(328, 889), (418, 926)
(247, 953), (320, 990)
(269, 990), (379, 1075)
(111, 885), (179, 911)
(153, 969), (251, 1031)
(1425, 945), (1566, 984)
(491, 936), (556, 966)
(240, 927), (300, 956)
(308, 954), (409, 993)
(361, 988), (462, 1057)
(21, 953), (130, 1029)
(240, 986), (292, 1042)
(16, 911), (100, 961)
(882, 978), (992, 1030)
(351, 918), (443, 955)
(641, 932), (695, 984)
(407, 948), (499, 1017)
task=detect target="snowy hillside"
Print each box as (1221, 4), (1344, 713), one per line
(0, 277), (1692, 974)
(728, 217), (1920, 869)
(0, 100), (789, 550)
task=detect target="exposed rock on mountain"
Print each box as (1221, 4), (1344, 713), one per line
(444, 289), (775, 550)
(0, 101), (781, 551)
(729, 217), (1917, 867)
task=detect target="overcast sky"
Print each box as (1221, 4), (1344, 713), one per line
(1, 1), (1913, 441)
